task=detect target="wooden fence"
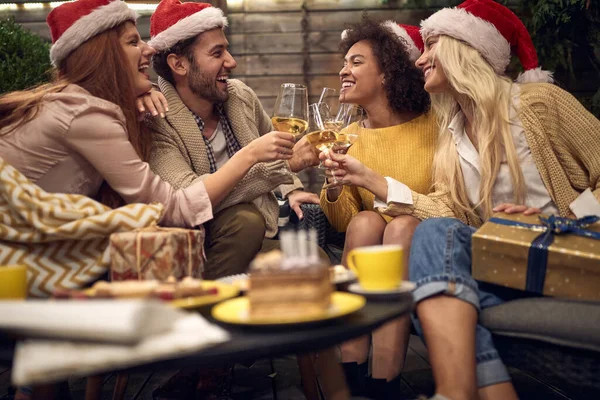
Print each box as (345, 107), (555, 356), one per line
(2, 0), (460, 191)
(1, 0), (461, 115)
(3, 0), (597, 190)
(3, 0), (596, 115)
(226, 0), (456, 113)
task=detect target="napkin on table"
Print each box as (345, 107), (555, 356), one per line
(0, 300), (180, 344)
(0, 300), (230, 386)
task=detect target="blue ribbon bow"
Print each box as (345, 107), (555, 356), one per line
(488, 215), (600, 294)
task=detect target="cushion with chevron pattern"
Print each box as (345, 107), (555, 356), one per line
(0, 157), (165, 298)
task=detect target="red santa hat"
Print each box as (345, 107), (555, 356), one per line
(47, 0), (137, 67)
(381, 22), (424, 62)
(420, 0), (553, 83)
(149, 0), (228, 52)
(341, 22), (424, 62)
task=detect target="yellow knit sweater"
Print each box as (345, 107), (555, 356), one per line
(378, 83), (600, 227)
(320, 113), (438, 232)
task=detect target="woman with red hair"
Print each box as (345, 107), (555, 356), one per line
(0, 0), (294, 228)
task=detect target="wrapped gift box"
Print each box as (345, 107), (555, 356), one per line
(109, 226), (205, 281)
(472, 213), (600, 301)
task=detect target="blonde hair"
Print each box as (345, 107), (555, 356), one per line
(429, 35), (525, 220)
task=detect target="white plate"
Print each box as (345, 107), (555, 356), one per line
(332, 268), (357, 285)
(216, 273), (249, 285)
(347, 281), (416, 296)
(216, 273), (249, 292)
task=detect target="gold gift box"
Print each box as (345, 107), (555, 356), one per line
(109, 226), (205, 281)
(472, 213), (600, 301)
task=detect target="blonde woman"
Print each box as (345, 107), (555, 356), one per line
(321, 0), (600, 399)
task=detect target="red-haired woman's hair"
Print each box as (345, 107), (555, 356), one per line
(0, 22), (150, 209)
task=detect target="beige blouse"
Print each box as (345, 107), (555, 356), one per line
(0, 84), (212, 228)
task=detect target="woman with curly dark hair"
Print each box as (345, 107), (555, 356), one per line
(318, 17), (437, 399)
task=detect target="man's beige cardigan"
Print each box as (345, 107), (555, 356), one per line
(378, 83), (600, 227)
(147, 78), (303, 238)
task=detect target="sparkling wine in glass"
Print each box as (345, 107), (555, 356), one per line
(322, 104), (364, 189)
(271, 83), (309, 141)
(331, 132), (359, 155)
(305, 103), (339, 168)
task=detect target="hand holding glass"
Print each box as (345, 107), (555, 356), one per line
(322, 104), (364, 188)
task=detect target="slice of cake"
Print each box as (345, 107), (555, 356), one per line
(248, 250), (332, 319)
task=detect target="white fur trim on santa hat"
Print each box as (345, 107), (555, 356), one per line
(382, 20), (420, 62)
(420, 7), (510, 75)
(516, 66), (554, 83)
(148, 7), (228, 52)
(50, 1), (137, 66)
(341, 22), (420, 61)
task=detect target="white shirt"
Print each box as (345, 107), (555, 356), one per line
(206, 122), (229, 170)
(375, 86), (600, 218)
(207, 121), (266, 210)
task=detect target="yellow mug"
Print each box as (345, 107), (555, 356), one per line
(0, 264), (28, 299)
(347, 245), (403, 290)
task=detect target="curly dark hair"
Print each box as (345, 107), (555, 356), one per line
(151, 35), (197, 85)
(339, 17), (430, 114)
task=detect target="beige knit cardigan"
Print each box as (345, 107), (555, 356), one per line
(146, 78), (303, 238)
(378, 83), (600, 227)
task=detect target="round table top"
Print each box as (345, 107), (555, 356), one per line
(0, 294), (413, 375)
(124, 293), (413, 373)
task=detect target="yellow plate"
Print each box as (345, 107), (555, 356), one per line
(85, 281), (239, 310)
(211, 292), (366, 326)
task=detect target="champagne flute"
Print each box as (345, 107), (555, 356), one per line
(305, 103), (339, 170)
(272, 83), (309, 141)
(331, 103), (364, 154)
(322, 104), (364, 189)
(319, 88), (343, 131)
(336, 103), (365, 130)
(319, 87), (341, 120)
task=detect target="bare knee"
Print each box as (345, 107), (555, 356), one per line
(342, 211), (386, 266)
(383, 216), (420, 278)
(383, 215), (420, 247)
(345, 211), (387, 247)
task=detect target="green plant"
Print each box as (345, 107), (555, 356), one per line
(0, 18), (52, 94)
(511, 0), (600, 117)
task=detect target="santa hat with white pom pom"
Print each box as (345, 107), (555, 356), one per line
(420, 0), (553, 83)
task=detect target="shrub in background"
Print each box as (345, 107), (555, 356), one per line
(511, 0), (600, 117)
(0, 18), (52, 94)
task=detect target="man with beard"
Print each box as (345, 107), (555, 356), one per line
(147, 0), (321, 279)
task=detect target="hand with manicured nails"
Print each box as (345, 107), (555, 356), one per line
(136, 89), (169, 121)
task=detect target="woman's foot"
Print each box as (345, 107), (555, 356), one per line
(341, 361), (368, 397)
(367, 375), (403, 400)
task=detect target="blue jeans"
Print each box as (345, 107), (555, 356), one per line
(409, 218), (510, 388)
